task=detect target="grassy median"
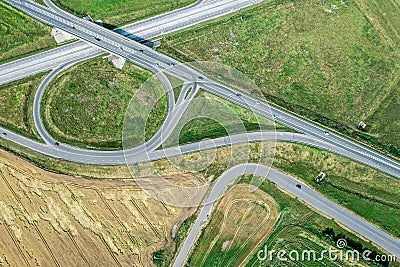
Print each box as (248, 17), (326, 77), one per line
(160, 0), (400, 158)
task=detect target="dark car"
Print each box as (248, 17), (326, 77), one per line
(139, 49), (144, 53)
(198, 76), (204, 80)
(236, 93), (241, 97)
(71, 26), (76, 30)
(54, 142), (60, 147)
(1, 132), (7, 137)
(296, 184), (302, 189)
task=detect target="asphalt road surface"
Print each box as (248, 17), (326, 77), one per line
(0, 0), (262, 85)
(1, 0), (399, 262)
(173, 164), (400, 266)
(3, 0), (399, 179)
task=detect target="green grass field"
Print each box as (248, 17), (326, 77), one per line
(51, 0), (196, 26)
(0, 2), (57, 64)
(160, 0), (400, 158)
(42, 58), (156, 150)
(0, 73), (48, 141)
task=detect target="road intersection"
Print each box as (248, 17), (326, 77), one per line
(1, 0), (399, 264)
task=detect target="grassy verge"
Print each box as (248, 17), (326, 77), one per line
(0, 2), (57, 64)
(51, 0), (197, 27)
(159, 0), (400, 158)
(0, 73), (48, 141)
(42, 58), (155, 150)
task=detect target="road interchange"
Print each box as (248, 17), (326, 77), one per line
(2, 0), (399, 178)
(1, 0), (399, 263)
(0, 0), (262, 85)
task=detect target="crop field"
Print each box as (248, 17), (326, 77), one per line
(0, 2), (57, 64)
(42, 58), (162, 150)
(51, 0), (196, 26)
(0, 149), (196, 266)
(160, 0), (400, 158)
(0, 73), (48, 141)
(187, 185), (280, 266)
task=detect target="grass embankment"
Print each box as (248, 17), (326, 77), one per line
(160, 0), (400, 158)
(51, 0), (197, 26)
(42, 58), (163, 150)
(0, 73), (48, 141)
(0, 2), (57, 64)
(186, 140), (400, 266)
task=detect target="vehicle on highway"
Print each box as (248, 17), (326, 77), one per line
(54, 142), (60, 147)
(139, 49), (144, 53)
(1, 132), (7, 137)
(198, 76), (204, 80)
(324, 131), (330, 136)
(236, 93), (241, 97)
(71, 26), (76, 30)
(93, 36), (101, 41)
(296, 184), (302, 189)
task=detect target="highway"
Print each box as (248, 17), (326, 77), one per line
(173, 164), (400, 266)
(0, 0), (263, 85)
(5, 0), (398, 179)
(1, 0), (399, 263)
